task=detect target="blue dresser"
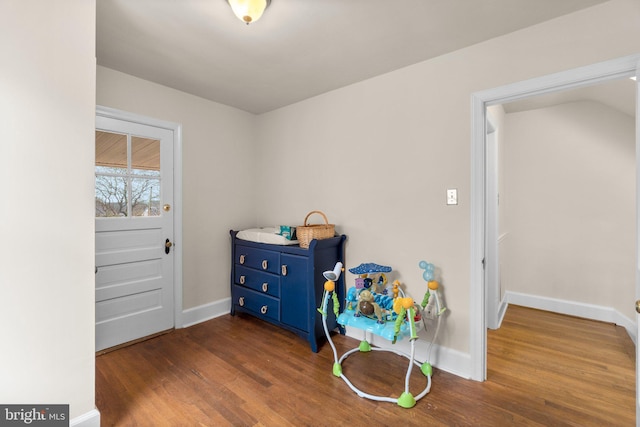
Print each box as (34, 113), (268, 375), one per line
(230, 230), (346, 352)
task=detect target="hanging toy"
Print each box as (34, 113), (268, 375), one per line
(318, 262), (343, 317)
(392, 297), (416, 344)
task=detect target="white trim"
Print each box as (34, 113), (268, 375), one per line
(96, 106), (181, 132)
(344, 328), (472, 379)
(470, 53), (640, 382)
(470, 91), (487, 381)
(96, 106), (184, 328)
(182, 298), (232, 328)
(485, 114), (500, 330)
(496, 299), (508, 329)
(505, 291), (637, 345)
(182, 297), (473, 377)
(70, 409), (100, 427)
(635, 58), (640, 423)
(182, 298), (473, 377)
(173, 125), (184, 328)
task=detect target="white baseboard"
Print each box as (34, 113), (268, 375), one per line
(179, 299), (476, 375)
(181, 297), (231, 328)
(182, 299), (473, 377)
(71, 409), (100, 427)
(505, 291), (637, 345)
(496, 299), (508, 329)
(178, 292), (635, 382)
(343, 326), (472, 379)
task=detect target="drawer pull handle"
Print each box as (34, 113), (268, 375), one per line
(281, 265), (287, 276)
(238, 297), (245, 307)
(239, 254), (246, 264)
(262, 260), (268, 270)
(262, 282), (268, 292)
(260, 305), (268, 314)
(240, 275), (246, 285)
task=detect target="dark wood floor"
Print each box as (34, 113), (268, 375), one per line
(96, 305), (635, 426)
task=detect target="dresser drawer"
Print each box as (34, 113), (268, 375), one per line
(235, 265), (280, 298)
(232, 285), (280, 322)
(235, 245), (280, 275)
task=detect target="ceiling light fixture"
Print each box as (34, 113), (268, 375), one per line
(227, 0), (271, 25)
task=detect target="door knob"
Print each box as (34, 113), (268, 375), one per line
(165, 238), (173, 254)
(636, 300), (640, 314)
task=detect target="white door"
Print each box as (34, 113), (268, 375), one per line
(95, 115), (174, 352)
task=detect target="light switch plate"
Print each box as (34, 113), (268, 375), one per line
(447, 189), (458, 205)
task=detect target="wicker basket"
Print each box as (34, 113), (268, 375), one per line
(297, 210), (335, 248)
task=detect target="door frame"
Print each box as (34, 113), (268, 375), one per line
(470, 53), (640, 382)
(96, 105), (184, 329)
(484, 114), (501, 331)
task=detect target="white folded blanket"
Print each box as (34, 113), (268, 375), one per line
(236, 227), (299, 245)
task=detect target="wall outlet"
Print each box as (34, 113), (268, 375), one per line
(447, 189), (458, 205)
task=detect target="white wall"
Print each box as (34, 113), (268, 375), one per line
(254, 0), (640, 358)
(0, 0), (97, 421)
(502, 101), (635, 320)
(94, 0), (640, 377)
(96, 67), (257, 307)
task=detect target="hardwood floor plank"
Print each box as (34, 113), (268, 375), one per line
(97, 305), (635, 426)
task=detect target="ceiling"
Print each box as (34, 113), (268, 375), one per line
(97, 0), (611, 115)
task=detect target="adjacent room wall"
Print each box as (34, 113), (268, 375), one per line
(96, 67), (257, 308)
(254, 0), (640, 361)
(502, 100), (635, 320)
(0, 0), (97, 421)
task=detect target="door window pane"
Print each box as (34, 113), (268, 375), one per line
(132, 136), (160, 177)
(131, 178), (160, 217)
(95, 131), (127, 174)
(95, 132), (162, 217)
(95, 175), (128, 217)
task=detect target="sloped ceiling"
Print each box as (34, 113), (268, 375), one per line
(97, 0), (610, 114)
(503, 77), (636, 117)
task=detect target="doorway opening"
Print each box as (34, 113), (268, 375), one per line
(470, 54), (640, 382)
(486, 77), (636, 334)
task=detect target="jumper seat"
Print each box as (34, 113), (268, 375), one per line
(337, 307), (418, 341)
